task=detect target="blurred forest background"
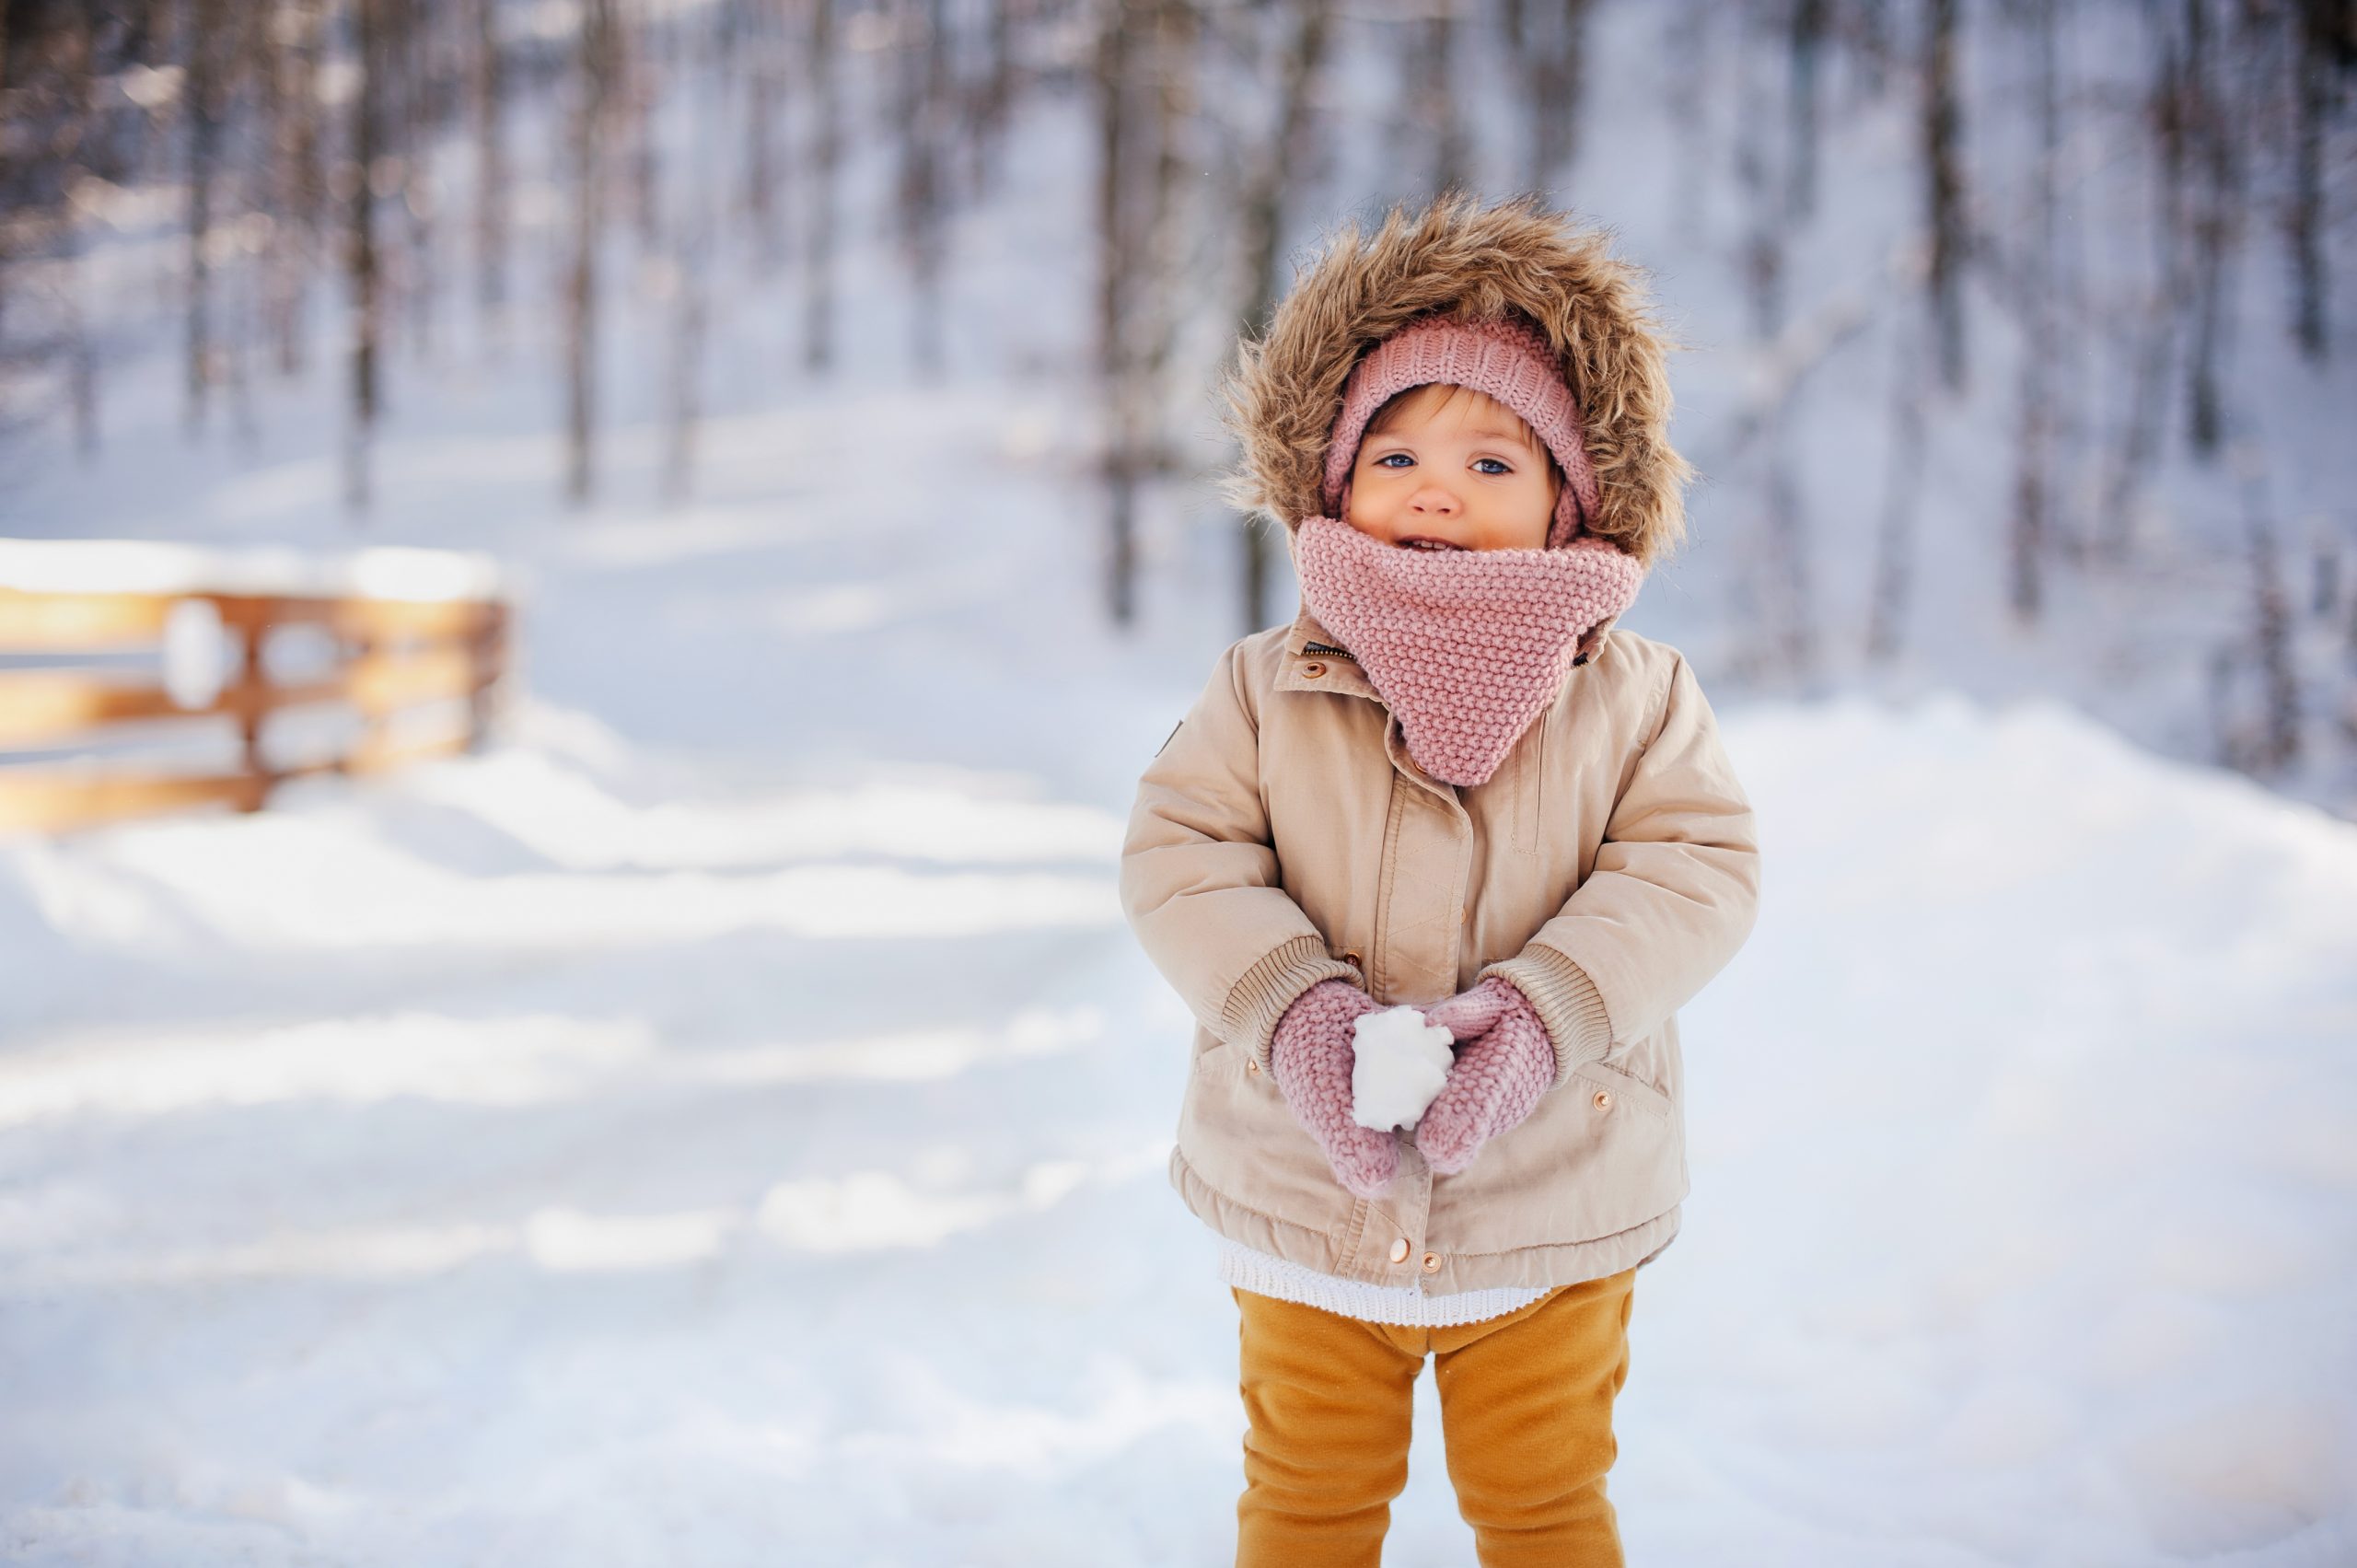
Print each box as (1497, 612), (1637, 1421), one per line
(1, 0), (2353, 807)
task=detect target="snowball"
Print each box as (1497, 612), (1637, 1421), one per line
(1349, 1005), (1457, 1132)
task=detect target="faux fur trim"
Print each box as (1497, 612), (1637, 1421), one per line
(1218, 191), (1696, 566)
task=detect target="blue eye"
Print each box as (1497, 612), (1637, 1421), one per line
(1375, 452), (1412, 468)
(1474, 458), (1512, 475)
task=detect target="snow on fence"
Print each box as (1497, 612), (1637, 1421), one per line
(0, 540), (513, 833)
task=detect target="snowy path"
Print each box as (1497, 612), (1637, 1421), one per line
(6, 622), (2354, 1564)
(3, 383), (2354, 1566)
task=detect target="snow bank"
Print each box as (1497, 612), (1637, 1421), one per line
(4, 675), (2352, 1567)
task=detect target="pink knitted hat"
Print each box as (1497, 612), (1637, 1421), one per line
(1319, 313), (1603, 551)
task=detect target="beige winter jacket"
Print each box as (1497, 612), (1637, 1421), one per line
(1118, 194), (1760, 1293)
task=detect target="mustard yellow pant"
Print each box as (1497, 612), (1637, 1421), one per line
(1231, 1265), (1636, 1567)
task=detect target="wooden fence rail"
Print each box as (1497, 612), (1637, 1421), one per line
(0, 571), (513, 835)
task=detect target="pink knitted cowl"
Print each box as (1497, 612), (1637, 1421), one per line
(1295, 517), (1644, 787)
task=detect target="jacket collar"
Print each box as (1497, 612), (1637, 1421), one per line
(1273, 595), (1627, 805)
(1275, 600), (1461, 803)
(1274, 603), (1379, 702)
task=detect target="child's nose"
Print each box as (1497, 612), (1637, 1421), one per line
(1410, 482), (1461, 515)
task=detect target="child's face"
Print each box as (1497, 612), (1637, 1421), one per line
(1341, 383), (1562, 552)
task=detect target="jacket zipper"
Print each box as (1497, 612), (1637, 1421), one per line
(1302, 641), (1357, 662)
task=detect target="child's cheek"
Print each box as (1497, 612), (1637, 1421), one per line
(1340, 476), (1368, 530)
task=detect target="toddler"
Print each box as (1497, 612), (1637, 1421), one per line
(1119, 192), (1760, 1566)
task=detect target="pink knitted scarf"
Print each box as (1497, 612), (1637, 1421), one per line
(1294, 515), (1645, 787)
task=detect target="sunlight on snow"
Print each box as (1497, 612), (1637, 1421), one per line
(25, 811), (1118, 950)
(0, 1012), (658, 1125)
(393, 749), (1124, 869)
(0, 1005), (1108, 1124)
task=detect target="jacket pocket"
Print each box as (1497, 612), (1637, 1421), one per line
(1568, 1056), (1672, 1123)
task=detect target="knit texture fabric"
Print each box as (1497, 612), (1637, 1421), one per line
(1294, 515), (1644, 786)
(1270, 979), (1399, 1200)
(1414, 977), (1556, 1176)
(1320, 314), (1602, 549)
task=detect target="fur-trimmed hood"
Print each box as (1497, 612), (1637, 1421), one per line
(1218, 192), (1695, 566)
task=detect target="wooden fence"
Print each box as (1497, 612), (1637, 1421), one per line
(0, 563), (512, 834)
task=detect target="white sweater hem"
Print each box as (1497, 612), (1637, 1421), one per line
(1216, 1236), (1551, 1329)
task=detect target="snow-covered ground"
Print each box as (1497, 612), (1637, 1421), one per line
(4, 355), (2355, 1562)
(5, 15), (2356, 1561)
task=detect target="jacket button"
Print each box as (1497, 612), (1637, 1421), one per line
(1592, 1089), (1612, 1110)
(1247, 1058), (1260, 1075)
(1389, 1237), (1410, 1264)
(1422, 1252), (1441, 1274)
(1302, 661), (1326, 679)
(1341, 950), (1363, 970)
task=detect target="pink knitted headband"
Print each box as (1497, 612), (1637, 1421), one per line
(1319, 314), (1602, 550)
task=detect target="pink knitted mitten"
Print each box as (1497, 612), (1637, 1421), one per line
(1270, 980), (1399, 1200)
(1413, 977), (1556, 1176)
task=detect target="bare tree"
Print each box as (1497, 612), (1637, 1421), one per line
(185, 0), (226, 433)
(1866, 293), (1931, 665)
(61, 2), (104, 455)
(743, 0), (787, 273)
(2097, 0), (2206, 561)
(802, 0), (839, 372)
(1923, 0), (1968, 391)
(2226, 437), (2300, 772)
(897, 0), (953, 377)
(626, 0), (664, 253)
(664, 6), (716, 504)
(966, 0), (1021, 197)
(1230, 0), (1332, 633)
(1095, 0), (1140, 624)
(2283, 0), (2344, 363)
(473, 0), (507, 327)
(345, 0), (388, 511)
(1510, 0), (1589, 195)
(1786, 0), (1826, 221)
(565, 0), (619, 505)
(1414, 0), (1469, 201)
(1663, 0), (1714, 249)
(1736, 0), (1813, 682)
(2005, 0), (2061, 622)
(2179, 0), (2247, 461)
(1094, 0), (1201, 625)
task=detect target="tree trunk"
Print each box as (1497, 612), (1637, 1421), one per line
(2286, 0), (2334, 363)
(1418, 1), (1468, 201)
(898, 0), (951, 378)
(2237, 451), (2300, 772)
(2007, 0), (2061, 622)
(566, 0), (616, 505)
(1233, 0), (1331, 634)
(2182, 0), (2238, 459)
(474, 0), (506, 324)
(1923, 0), (1968, 392)
(1097, 0), (1135, 623)
(802, 0), (837, 373)
(1866, 312), (1928, 665)
(346, 0), (386, 513)
(1786, 0), (1824, 221)
(1520, 0), (1587, 195)
(185, 0), (222, 433)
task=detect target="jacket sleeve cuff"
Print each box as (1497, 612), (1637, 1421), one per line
(1480, 945), (1614, 1092)
(1221, 933), (1364, 1074)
